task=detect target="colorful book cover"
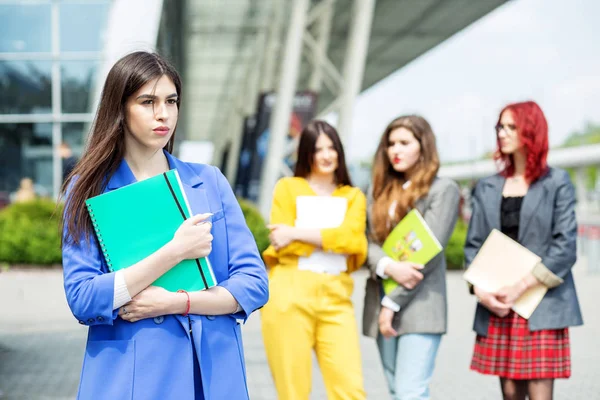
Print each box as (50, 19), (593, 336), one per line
(381, 209), (442, 295)
(85, 169), (216, 292)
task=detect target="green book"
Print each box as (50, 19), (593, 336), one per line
(85, 169), (216, 292)
(381, 209), (442, 295)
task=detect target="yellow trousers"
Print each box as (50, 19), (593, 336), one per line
(261, 267), (366, 400)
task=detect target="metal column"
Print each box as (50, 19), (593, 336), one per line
(308, 0), (334, 92)
(258, 0), (310, 217)
(575, 167), (588, 212)
(51, 1), (62, 199)
(261, 0), (283, 92)
(336, 0), (376, 145)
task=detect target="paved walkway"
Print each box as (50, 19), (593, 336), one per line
(1, 260), (599, 399)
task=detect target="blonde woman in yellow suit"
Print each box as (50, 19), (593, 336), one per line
(262, 120), (367, 400)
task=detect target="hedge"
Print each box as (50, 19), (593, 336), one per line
(0, 198), (467, 270)
(446, 219), (468, 270)
(0, 199), (63, 265)
(0, 198), (270, 266)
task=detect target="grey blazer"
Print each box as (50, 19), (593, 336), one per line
(464, 167), (584, 336)
(362, 177), (460, 338)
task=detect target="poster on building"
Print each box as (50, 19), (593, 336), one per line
(235, 91), (318, 202)
(234, 115), (257, 197)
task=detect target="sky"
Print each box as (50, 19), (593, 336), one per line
(338, 0), (600, 164)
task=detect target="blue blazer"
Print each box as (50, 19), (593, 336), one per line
(62, 151), (269, 400)
(464, 168), (583, 335)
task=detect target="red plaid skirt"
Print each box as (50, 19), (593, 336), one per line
(471, 311), (571, 379)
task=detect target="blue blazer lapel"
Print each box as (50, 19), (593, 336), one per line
(105, 159), (137, 192)
(164, 150), (203, 188)
(481, 174), (504, 231)
(518, 174), (550, 242)
(164, 150), (213, 217)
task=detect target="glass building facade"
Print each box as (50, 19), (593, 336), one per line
(0, 0), (110, 204)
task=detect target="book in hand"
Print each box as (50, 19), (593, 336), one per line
(85, 169), (217, 292)
(381, 209), (442, 295)
(462, 229), (546, 319)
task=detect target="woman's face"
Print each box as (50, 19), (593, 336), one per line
(312, 133), (338, 176)
(496, 111), (522, 154)
(125, 75), (179, 151)
(386, 127), (421, 174)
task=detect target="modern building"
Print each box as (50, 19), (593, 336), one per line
(0, 0), (111, 205)
(1, 0), (510, 211)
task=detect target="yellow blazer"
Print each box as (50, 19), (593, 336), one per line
(262, 177), (367, 272)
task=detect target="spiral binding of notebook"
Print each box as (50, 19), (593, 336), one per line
(86, 202), (113, 271)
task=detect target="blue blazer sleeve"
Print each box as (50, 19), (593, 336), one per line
(464, 181), (487, 269)
(62, 204), (118, 326)
(214, 168), (269, 322)
(540, 170), (578, 279)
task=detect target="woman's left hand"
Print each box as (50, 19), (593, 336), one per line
(119, 286), (180, 322)
(496, 280), (527, 307)
(378, 306), (398, 338)
(268, 224), (296, 250)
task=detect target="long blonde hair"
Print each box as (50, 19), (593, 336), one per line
(371, 115), (440, 242)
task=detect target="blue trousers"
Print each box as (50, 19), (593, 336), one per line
(376, 333), (442, 400)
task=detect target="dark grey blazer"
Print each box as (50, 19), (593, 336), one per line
(362, 177), (460, 338)
(464, 167), (584, 336)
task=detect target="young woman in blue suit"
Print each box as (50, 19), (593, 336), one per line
(61, 51), (269, 400)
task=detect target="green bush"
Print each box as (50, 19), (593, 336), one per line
(0, 198), (271, 267)
(445, 219), (467, 270)
(237, 198), (270, 255)
(0, 199), (63, 265)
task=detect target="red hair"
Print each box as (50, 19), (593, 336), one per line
(494, 101), (549, 183)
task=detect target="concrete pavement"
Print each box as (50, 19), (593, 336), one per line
(0, 260), (599, 399)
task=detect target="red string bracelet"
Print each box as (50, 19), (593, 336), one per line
(177, 289), (191, 316)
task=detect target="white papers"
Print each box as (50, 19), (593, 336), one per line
(463, 229), (547, 319)
(295, 196), (348, 275)
(295, 196), (348, 229)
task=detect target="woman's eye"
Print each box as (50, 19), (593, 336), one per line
(142, 100), (153, 105)
(167, 99), (178, 104)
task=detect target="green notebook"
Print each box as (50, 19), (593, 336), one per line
(381, 209), (442, 295)
(85, 169), (216, 292)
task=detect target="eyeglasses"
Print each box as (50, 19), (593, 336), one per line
(495, 123), (517, 133)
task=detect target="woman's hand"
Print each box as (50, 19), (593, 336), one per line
(474, 286), (511, 318)
(119, 286), (185, 322)
(378, 306), (398, 338)
(385, 261), (424, 289)
(170, 213), (213, 261)
(496, 280), (529, 307)
(268, 224), (296, 250)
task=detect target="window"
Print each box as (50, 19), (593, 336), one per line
(0, 123), (54, 196)
(61, 61), (99, 113)
(0, 4), (52, 53)
(0, 60), (52, 114)
(60, 2), (110, 52)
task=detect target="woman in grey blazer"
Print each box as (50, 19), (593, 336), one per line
(363, 115), (460, 400)
(465, 101), (583, 400)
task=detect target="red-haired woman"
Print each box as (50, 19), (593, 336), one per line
(465, 101), (583, 400)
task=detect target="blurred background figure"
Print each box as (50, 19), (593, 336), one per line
(59, 142), (78, 184)
(465, 101), (583, 400)
(262, 120), (368, 399)
(363, 115), (460, 400)
(13, 178), (37, 203)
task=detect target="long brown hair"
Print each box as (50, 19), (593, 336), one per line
(294, 120), (352, 186)
(371, 115), (439, 242)
(61, 51), (182, 245)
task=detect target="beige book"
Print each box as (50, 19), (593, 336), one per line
(463, 229), (547, 319)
